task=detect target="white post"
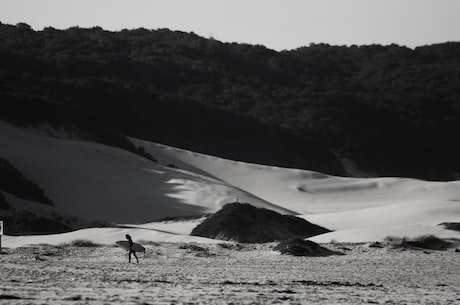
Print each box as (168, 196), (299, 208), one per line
(0, 220), (3, 252)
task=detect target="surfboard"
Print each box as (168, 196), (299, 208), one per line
(115, 240), (146, 252)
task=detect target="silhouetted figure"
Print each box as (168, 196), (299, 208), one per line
(126, 234), (139, 263)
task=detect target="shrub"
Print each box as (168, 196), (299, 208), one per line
(408, 235), (452, 250)
(137, 240), (161, 246)
(439, 222), (460, 231)
(62, 239), (101, 247)
(178, 243), (207, 252)
(384, 236), (409, 248)
(274, 238), (343, 256)
(384, 235), (452, 250)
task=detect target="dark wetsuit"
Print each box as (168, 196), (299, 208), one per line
(126, 235), (139, 263)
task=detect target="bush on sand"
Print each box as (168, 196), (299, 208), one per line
(384, 235), (452, 250)
(60, 239), (101, 247)
(274, 239), (343, 256)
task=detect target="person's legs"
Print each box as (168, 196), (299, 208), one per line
(128, 251), (132, 263)
(133, 251), (139, 263)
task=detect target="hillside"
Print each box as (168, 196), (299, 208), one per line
(1, 23), (459, 180)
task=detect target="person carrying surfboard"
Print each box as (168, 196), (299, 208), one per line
(126, 234), (139, 263)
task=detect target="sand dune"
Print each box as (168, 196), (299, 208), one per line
(1, 121), (460, 246)
(131, 139), (460, 214)
(0, 121), (291, 224)
(132, 138), (460, 243)
(302, 200), (460, 230)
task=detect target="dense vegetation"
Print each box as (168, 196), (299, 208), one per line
(0, 209), (72, 235)
(0, 192), (9, 210)
(0, 158), (54, 206)
(1, 22), (459, 180)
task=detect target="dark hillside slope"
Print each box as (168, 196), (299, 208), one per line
(1, 23), (459, 179)
(0, 158), (54, 206)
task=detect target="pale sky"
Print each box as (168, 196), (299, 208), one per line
(1, 0), (459, 50)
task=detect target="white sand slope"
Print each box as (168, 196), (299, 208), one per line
(2, 226), (223, 248)
(123, 218), (205, 236)
(1, 121), (460, 246)
(130, 139), (460, 215)
(303, 200), (460, 242)
(302, 201), (460, 230)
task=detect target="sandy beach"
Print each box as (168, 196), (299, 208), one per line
(1, 242), (459, 305)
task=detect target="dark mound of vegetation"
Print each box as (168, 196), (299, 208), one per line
(406, 235), (453, 250)
(274, 238), (342, 256)
(0, 158), (54, 206)
(439, 222), (460, 231)
(190, 203), (330, 243)
(368, 241), (384, 248)
(385, 235), (453, 251)
(178, 243), (215, 257)
(0, 209), (72, 235)
(178, 243), (207, 252)
(2, 23), (460, 179)
(0, 192), (9, 210)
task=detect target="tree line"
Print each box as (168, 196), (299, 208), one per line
(1, 22), (459, 180)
